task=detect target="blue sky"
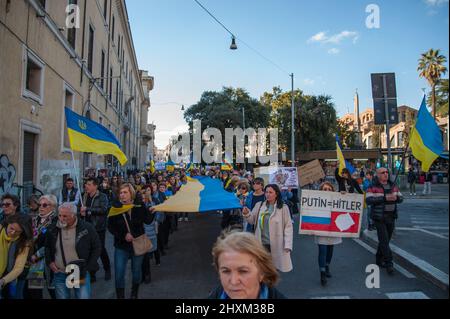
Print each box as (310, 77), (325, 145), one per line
(126, 0), (449, 149)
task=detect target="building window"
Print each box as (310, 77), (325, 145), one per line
(62, 84), (75, 151)
(67, 0), (77, 49)
(103, 0), (108, 20)
(22, 48), (45, 105)
(112, 16), (115, 42)
(87, 25), (94, 73)
(101, 50), (106, 90)
(99, 116), (103, 125)
(115, 80), (119, 106)
(109, 68), (113, 101)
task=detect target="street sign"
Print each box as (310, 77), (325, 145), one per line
(371, 73), (397, 99)
(373, 98), (399, 125)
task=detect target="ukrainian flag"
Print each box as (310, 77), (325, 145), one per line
(153, 176), (241, 213)
(409, 96), (447, 172)
(336, 134), (355, 175)
(166, 160), (175, 172)
(65, 107), (127, 165)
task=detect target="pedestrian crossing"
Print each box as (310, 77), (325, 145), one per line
(310, 291), (431, 299)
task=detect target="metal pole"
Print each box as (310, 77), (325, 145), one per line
(242, 106), (246, 171)
(382, 75), (392, 173)
(291, 73), (295, 167)
(70, 149), (84, 208)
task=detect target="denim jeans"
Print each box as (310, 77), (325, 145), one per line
(54, 272), (91, 299)
(318, 245), (334, 272)
(114, 248), (144, 288)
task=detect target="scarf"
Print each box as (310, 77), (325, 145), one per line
(220, 284), (269, 299)
(108, 204), (135, 218)
(0, 226), (19, 278)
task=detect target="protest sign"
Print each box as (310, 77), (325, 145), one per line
(298, 160), (326, 187)
(299, 190), (364, 238)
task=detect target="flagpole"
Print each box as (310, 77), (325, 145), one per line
(70, 149), (84, 208)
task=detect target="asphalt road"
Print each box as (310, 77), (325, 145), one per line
(91, 210), (448, 299)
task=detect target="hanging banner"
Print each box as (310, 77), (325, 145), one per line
(299, 190), (364, 238)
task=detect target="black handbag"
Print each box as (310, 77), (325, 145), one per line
(58, 229), (87, 282)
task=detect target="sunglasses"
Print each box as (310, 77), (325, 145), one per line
(380, 171), (389, 175)
(1, 203), (12, 208)
(39, 203), (50, 208)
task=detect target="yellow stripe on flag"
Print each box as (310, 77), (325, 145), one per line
(108, 204), (135, 218)
(153, 179), (203, 213)
(68, 129), (128, 165)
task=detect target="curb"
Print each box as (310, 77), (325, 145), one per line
(361, 230), (449, 292)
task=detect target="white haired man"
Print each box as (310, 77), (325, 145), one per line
(45, 203), (101, 299)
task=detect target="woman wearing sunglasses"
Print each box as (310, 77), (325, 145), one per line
(0, 194), (22, 225)
(26, 195), (58, 299)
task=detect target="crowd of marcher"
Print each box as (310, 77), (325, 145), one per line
(0, 164), (403, 300)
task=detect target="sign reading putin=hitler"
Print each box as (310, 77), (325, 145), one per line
(299, 190), (365, 238)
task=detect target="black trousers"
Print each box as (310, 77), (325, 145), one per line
(157, 223), (166, 254)
(374, 217), (395, 267)
(141, 252), (152, 281)
(162, 216), (172, 247)
(91, 231), (111, 276)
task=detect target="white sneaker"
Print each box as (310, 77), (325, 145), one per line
(178, 218), (183, 222)
(184, 217), (189, 222)
(410, 193), (413, 196)
(414, 193), (416, 196)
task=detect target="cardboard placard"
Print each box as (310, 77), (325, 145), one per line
(298, 160), (326, 187)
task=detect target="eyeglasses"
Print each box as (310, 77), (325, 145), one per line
(39, 203), (50, 208)
(1, 203), (12, 208)
(380, 171), (389, 175)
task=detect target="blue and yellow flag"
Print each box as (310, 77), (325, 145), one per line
(166, 160), (175, 173)
(153, 176), (241, 213)
(336, 134), (355, 175)
(65, 107), (127, 165)
(409, 96), (447, 172)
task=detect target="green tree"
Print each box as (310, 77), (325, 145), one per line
(183, 87), (271, 161)
(261, 87), (337, 154)
(418, 49), (448, 119)
(427, 78), (449, 117)
(336, 120), (357, 149)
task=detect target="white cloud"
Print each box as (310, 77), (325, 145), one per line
(155, 124), (190, 149)
(328, 48), (340, 55)
(308, 32), (327, 43)
(303, 78), (315, 86)
(424, 0), (449, 6)
(308, 30), (359, 45)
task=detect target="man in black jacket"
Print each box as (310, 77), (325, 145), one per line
(366, 168), (403, 275)
(45, 202), (101, 299)
(79, 178), (111, 282)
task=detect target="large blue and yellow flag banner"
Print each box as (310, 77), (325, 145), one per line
(153, 176), (242, 213)
(409, 97), (447, 172)
(65, 107), (128, 165)
(336, 134), (355, 175)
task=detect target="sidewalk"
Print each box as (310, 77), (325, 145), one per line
(401, 183), (449, 200)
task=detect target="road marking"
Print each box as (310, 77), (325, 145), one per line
(364, 230), (449, 289)
(414, 226), (449, 230)
(385, 291), (430, 299)
(352, 239), (416, 279)
(396, 227), (449, 239)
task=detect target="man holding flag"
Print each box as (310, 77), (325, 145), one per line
(335, 134), (363, 194)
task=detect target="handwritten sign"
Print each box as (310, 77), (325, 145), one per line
(299, 190), (364, 238)
(298, 160), (326, 187)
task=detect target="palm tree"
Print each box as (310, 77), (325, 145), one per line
(418, 49), (448, 119)
(427, 78), (449, 117)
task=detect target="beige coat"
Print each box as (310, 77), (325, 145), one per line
(244, 201), (293, 272)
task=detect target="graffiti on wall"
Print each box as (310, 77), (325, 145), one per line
(0, 155), (16, 196)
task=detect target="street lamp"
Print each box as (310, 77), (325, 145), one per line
(230, 36), (238, 50)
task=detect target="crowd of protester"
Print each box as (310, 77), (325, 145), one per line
(0, 164), (402, 299)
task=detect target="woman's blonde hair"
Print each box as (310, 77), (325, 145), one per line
(212, 231), (279, 288)
(319, 181), (335, 192)
(39, 194), (58, 208)
(120, 183), (136, 201)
